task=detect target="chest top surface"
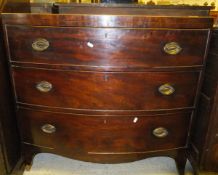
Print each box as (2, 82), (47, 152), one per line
(0, 0), (214, 29)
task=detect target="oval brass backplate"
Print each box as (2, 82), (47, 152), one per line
(158, 84), (175, 96)
(163, 42), (182, 55)
(32, 38), (49, 52)
(153, 127), (169, 138)
(36, 81), (52, 93)
(41, 124), (56, 134)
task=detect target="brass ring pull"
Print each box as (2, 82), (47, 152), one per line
(153, 127), (169, 138)
(36, 81), (52, 93)
(158, 83), (175, 96)
(41, 124), (56, 134)
(163, 42), (182, 55)
(32, 38), (49, 52)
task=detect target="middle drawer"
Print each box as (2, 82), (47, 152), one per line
(12, 67), (199, 111)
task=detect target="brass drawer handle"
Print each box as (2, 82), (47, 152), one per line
(163, 42), (182, 55)
(158, 83), (175, 96)
(153, 127), (169, 138)
(36, 81), (52, 93)
(41, 124), (56, 134)
(32, 38), (49, 52)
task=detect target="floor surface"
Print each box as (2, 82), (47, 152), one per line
(23, 153), (195, 175)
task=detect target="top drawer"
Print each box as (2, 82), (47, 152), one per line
(6, 25), (209, 69)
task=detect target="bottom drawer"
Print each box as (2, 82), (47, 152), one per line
(17, 108), (191, 154)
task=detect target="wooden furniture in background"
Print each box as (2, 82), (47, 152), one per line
(189, 27), (218, 175)
(0, 2), (21, 174)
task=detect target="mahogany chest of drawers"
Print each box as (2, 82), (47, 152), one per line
(0, 1), (215, 175)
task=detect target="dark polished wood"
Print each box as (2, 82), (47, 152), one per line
(0, 1), (214, 175)
(2, 14), (213, 29)
(12, 67), (200, 111)
(189, 29), (218, 174)
(55, 3), (212, 16)
(20, 142), (188, 166)
(17, 108), (191, 160)
(6, 25), (209, 69)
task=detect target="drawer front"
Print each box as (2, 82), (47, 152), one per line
(7, 25), (209, 68)
(17, 109), (191, 153)
(12, 67), (199, 110)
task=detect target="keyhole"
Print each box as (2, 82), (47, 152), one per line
(104, 74), (109, 81)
